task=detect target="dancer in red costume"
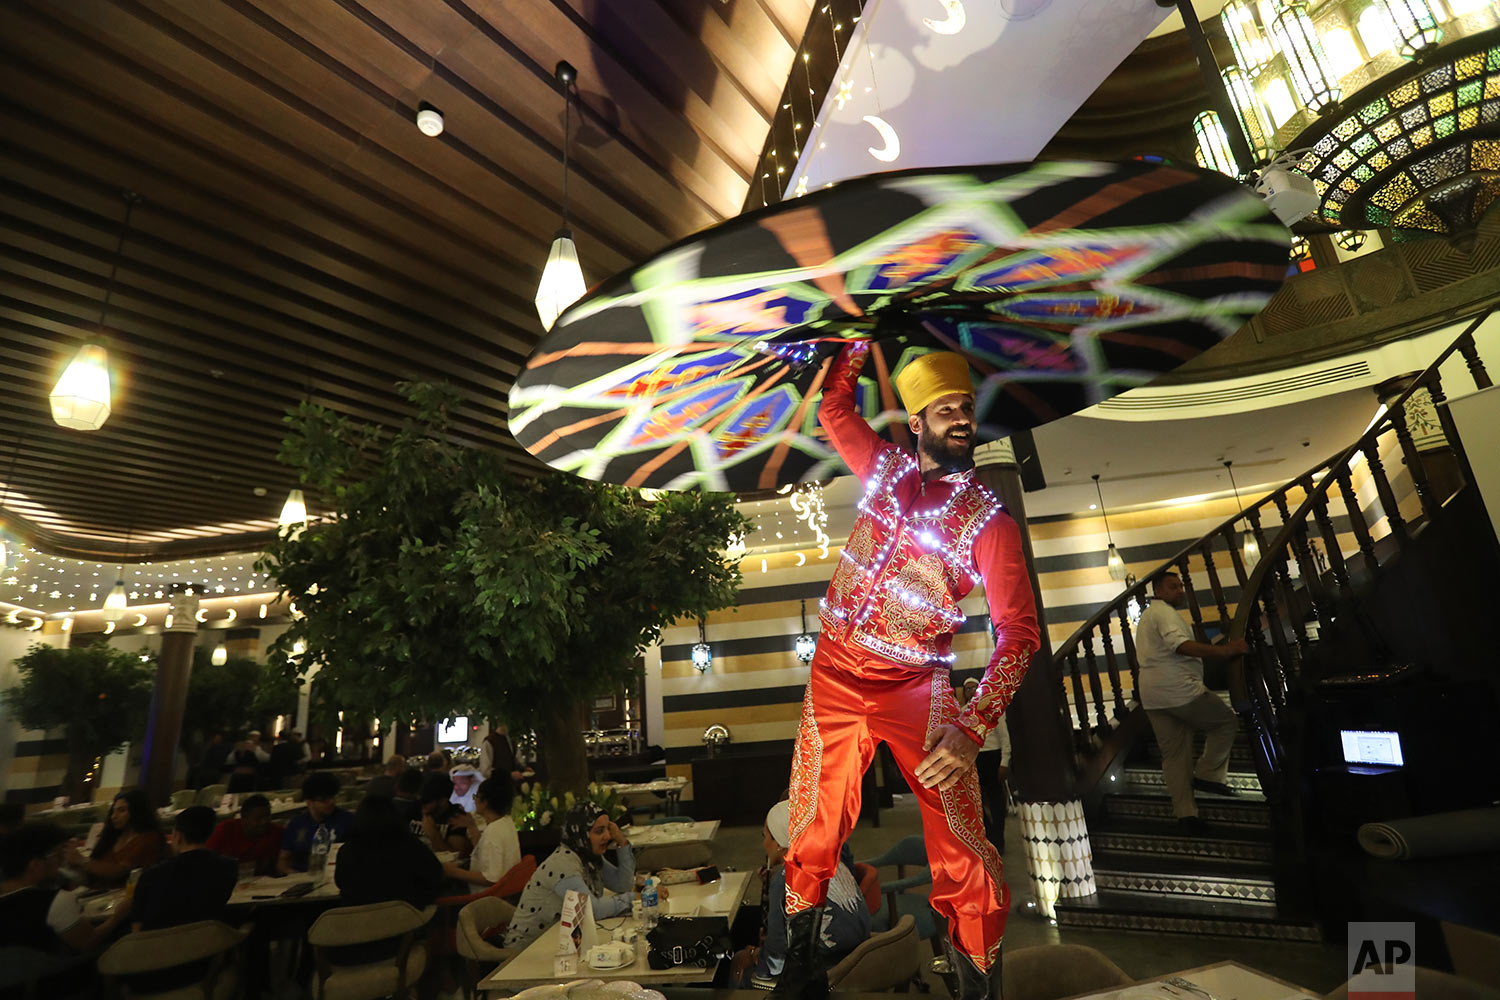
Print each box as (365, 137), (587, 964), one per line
(776, 343), (1039, 1000)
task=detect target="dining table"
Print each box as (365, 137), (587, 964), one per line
(1060, 961), (1320, 1000)
(625, 821), (719, 849)
(479, 869), (751, 995)
(605, 777), (688, 816)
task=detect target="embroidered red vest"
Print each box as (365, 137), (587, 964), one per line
(819, 446), (1002, 668)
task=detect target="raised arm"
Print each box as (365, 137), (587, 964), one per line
(957, 510), (1041, 745)
(817, 342), (889, 481)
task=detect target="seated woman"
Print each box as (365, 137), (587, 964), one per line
(65, 789), (164, 887)
(733, 801), (870, 989)
(470, 775), (520, 884)
(332, 795), (444, 964)
(503, 802), (636, 950)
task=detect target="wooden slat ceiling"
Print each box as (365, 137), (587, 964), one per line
(0, 0), (812, 557)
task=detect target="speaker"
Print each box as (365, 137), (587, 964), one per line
(1013, 429), (1046, 492)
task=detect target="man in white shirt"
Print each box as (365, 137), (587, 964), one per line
(1133, 572), (1248, 832)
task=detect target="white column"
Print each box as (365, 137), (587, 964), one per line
(1017, 800), (1096, 920)
(643, 642), (664, 752)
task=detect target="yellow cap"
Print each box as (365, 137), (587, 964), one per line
(894, 352), (973, 415)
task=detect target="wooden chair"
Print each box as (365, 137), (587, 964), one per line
(97, 920), (248, 1000)
(306, 901), (435, 1000)
(827, 914), (922, 992)
(1000, 944), (1133, 1000)
(455, 897), (517, 999)
(860, 836), (929, 880)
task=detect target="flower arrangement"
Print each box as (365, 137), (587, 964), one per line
(511, 780), (630, 832)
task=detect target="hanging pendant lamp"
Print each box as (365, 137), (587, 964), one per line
(212, 645), (228, 666)
(279, 488), (307, 538)
(1224, 460), (1261, 570)
(692, 617), (712, 672)
(795, 598), (817, 663)
(102, 520), (132, 623)
(52, 191), (138, 431)
(1093, 474), (1128, 582)
(535, 61), (587, 331)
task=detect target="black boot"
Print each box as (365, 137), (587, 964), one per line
(769, 907), (829, 1000)
(951, 946), (1003, 1000)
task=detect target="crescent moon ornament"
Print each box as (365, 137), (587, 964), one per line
(4, 609), (18, 624)
(863, 115), (901, 163)
(224, 608), (237, 623)
(923, 0), (967, 34)
(26, 616), (42, 631)
(795, 551), (807, 567)
(195, 608), (209, 623)
(132, 613), (148, 627)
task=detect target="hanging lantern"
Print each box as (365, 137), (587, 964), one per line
(1334, 229), (1368, 251)
(101, 579), (128, 622)
(1192, 111), (1239, 178)
(1106, 543), (1128, 582)
(535, 230), (587, 332)
(1222, 0), (1274, 76)
(50, 344), (113, 431)
(794, 598), (817, 664)
(692, 618), (712, 673)
(279, 488), (307, 537)
(1222, 66), (1279, 166)
(1269, 2), (1342, 113)
(211, 645), (228, 666)
(1378, 0), (1441, 58)
(1242, 531), (1262, 570)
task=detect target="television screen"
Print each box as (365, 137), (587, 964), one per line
(1340, 729), (1403, 767)
(437, 716), (468, 744)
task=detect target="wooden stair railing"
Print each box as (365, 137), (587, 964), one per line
(1052, 310), (1496, 809)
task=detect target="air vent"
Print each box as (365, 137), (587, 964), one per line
(1097, 361), (1372, 411)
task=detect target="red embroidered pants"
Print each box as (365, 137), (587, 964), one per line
(784, 638), (1009, 972)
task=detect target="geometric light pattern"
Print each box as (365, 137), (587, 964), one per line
(1223, 66), (1280, 165)
(1380, 0), (1443, 59)
(1195, 111), (1241, 177)
(1300, 43), (1500, 237)
(1223, 0), (1275, 77)
(508, 161), (1289, 491)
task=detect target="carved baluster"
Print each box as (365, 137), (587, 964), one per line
(1386, 400), (1438, 519)
(1256, 556), (1296, 708)
(1334, 463), (1380, 578)
(1458, 332), (1493, 390)
(1245, 507), (1271, 569)
(1364, 438), (1409, 544)
(1223, 525), (1249, 587)
(1200, 540), (1231, 634)
(1115, 604), (1140, 699)
(1066, 651), (1090, 735)
(1100, 619), (1126, 721)
(1082, 630), (1110, 734)
(1276, 492), (1332, 631)
(1273, 543), (1310, 656)
(1175, 556), (1207, 642)
(1311, 482), (1352, 601)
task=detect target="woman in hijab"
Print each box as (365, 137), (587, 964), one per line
(503, 802), (637, 950)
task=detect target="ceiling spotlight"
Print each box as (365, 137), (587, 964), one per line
(416, 103), (444, 137)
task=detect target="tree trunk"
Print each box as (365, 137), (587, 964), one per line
(538, 700), (590, 795)
(63, 734), (93, 804)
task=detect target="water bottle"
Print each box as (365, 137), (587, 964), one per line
(641, 876), (659, 929)
(309, 825), (332, 882)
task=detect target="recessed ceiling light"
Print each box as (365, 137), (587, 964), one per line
(416, 104), (444, 137)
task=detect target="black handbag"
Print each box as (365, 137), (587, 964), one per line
(645, 916), (732, 970)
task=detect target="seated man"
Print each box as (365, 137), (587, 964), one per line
(391, 767), (423, 828)
(1, 822), (131, 995)
(278, 772), (354, 874)
(414, 772), (472, 856)
(362, 755), (409, 800)
(733, 801), (870, 990)
(133, 806), (239, 931)
(207, 794), (284, 875)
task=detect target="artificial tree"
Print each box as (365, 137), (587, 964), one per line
(179, 645), (299, 763)
(5, 640), (152, 801)
(258, 383), (750, 792)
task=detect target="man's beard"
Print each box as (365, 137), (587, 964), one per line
(919, 422), (976, 473)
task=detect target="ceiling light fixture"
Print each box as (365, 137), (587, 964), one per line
(1093, 474), (1128, 582)
(535, 61), (587, 331)
(52, 191), (138, 431)
(279, 488), (307, 538)
(1224, 460), (1262, 570)
(211, 644), (228, 666)
(415, 103), (444, 137)
(101, 521), (132, 624)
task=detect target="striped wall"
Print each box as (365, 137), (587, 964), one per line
(658, 438), (1425, 783)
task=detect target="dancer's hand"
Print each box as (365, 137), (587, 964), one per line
(917, 725), (980, 791)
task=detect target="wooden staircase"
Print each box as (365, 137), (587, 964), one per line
(1040, 312), (1498, 940)
(1056, 707), (1319, 941)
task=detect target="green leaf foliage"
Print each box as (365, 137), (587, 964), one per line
(256, 383), (751, 741)
(4, 642), (153, 760)
(180, 646), (300, 752)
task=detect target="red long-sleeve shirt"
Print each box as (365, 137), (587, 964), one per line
(817, 343), (1039, 744)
